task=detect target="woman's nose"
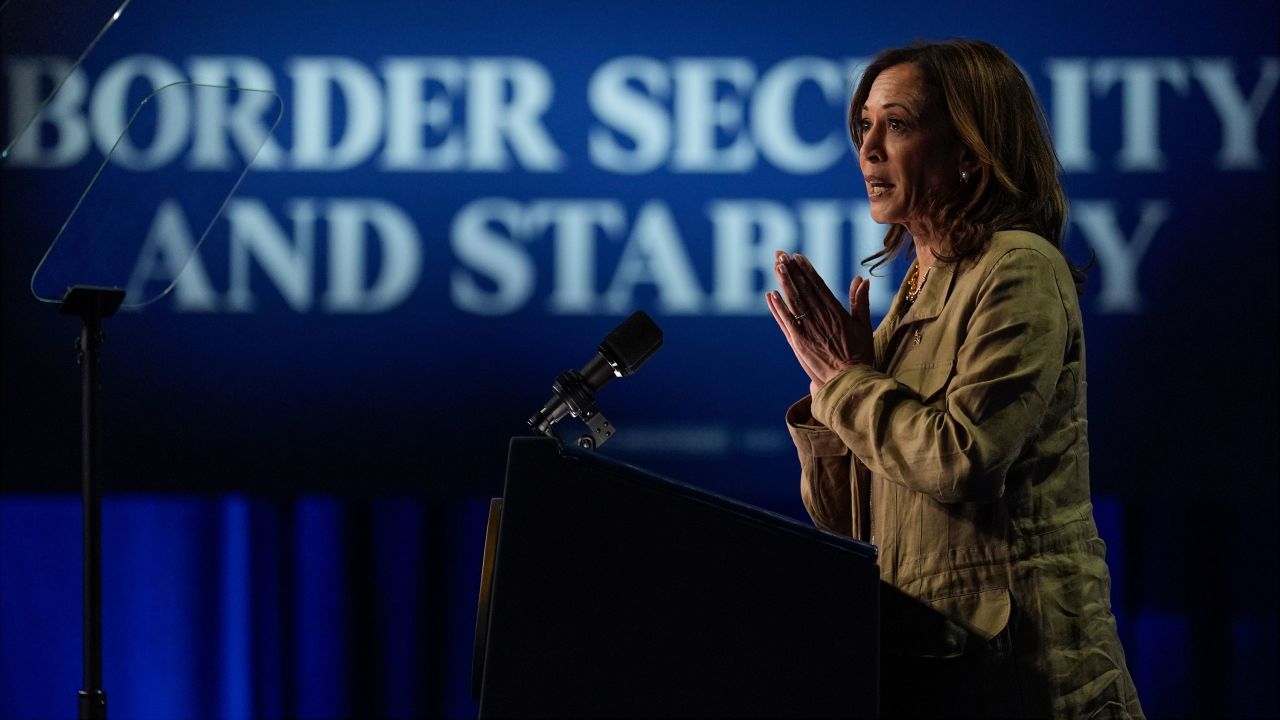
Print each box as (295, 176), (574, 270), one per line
(859, 128), (884, 164)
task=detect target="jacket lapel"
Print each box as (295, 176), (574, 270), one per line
(901, 260), (957, 326)
(876, 260), (959, 368)
(873, 277), (907, 371)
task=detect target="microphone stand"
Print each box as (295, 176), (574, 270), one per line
(59, 285), (125, 720)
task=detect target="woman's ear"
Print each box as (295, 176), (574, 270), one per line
(957, 144), (981, 178)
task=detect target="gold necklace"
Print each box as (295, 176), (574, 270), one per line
(906, 262), (932, 303)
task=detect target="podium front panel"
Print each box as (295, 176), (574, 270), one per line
(477, 438), (879, 718)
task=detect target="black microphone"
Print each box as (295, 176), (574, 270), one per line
(528, 310), (663, 446)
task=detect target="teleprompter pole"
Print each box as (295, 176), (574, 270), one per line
(59, 286), (125, 720)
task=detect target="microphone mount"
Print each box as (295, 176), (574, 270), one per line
(536, 369), (616, 450)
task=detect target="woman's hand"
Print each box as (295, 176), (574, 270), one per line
(766, 252), (875, 396)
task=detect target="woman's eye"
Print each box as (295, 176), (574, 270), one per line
(858, 118), (871, 131)
(888, 118), (904, 131)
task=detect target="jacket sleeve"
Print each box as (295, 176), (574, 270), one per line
(810, 248), (1071, 504)
(786, 396), (854, 534)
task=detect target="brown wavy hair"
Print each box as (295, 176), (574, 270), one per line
(848, 39), (1084, 284)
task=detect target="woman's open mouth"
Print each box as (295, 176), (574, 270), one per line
(867, 181), (894, 198)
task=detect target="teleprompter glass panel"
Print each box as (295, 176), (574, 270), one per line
(30, 82), (284, 307)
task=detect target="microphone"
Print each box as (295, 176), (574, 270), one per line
(528, 310), (663, 447)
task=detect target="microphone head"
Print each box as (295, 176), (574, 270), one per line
(599, 310), (663, 376)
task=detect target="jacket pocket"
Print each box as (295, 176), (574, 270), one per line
(927, 587), (1012, 641)
(894, 358), (955, 405)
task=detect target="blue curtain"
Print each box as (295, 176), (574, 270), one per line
(1, 495), (488, 720)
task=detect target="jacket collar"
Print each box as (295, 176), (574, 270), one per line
(900, 259), (957, 325)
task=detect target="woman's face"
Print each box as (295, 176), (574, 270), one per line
(856, 63), (962, 232)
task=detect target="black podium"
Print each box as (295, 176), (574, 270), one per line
(474, 437), (880, 718)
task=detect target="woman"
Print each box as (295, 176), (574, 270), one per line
(766, 40), (1144, 718)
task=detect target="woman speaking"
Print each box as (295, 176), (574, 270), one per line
(767, 39), (1144, 718)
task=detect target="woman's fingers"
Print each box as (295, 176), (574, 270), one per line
(788, 252), (846, 316)
(774, 255), (805, 318)
(854, 277), (871, 326)
(766, 290), (802, 350)
(785, 253), (819, 308)
(776, 253), (827, 322)
(843, 276), (875, 366)
(770, 251), (875, 384)
(766, 289), (793, 337)
(849, 276), (871, 323)
(792, 253), (828, 297)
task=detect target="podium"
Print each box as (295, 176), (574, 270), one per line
(473, 438), (880, 718)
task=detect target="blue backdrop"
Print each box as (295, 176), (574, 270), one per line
(2, 0), (1277, 718)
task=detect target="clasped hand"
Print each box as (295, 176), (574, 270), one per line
(765, 252), (875, 397)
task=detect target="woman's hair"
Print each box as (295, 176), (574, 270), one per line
(848, 39), (1084, 284)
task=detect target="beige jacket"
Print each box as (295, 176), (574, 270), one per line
(787, 231), (1143, 718)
